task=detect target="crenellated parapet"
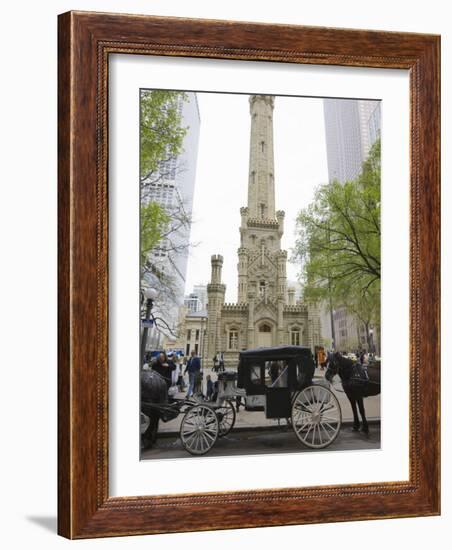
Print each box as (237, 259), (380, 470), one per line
(246, 217), (279, 228)
(284, 304), (308, 313)
(222, 303), (249, 311)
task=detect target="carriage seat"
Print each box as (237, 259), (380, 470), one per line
(217, 370), (237, 381)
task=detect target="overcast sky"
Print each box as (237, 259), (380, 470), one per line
(184, 92), (329, 303)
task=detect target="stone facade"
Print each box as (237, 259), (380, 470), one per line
(204, 95), (321, 368)
(165, 306), (208, 359)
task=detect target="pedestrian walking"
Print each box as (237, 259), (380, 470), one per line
(213, 353), (220, 373)
(318, 347), (327, 370)
(176, 358), (185, 392)
(184, 350), (201, 398)
(206, 374), (214, 401)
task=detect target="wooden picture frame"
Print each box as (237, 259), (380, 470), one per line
(58, 11), (440, 538)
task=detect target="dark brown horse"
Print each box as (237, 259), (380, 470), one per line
(325, 352), (380, 434)
(141, 369), (168, 449)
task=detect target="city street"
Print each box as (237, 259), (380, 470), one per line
(158, 366), (380, 432)
(142, 421), (380, 459)
(141, 366), (381, 460)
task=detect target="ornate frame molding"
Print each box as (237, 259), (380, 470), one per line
(58, 11), (440, 538)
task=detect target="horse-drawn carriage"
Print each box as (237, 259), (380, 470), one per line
(141, 345), (343, 455)
(236, 345), (342, 449)
(141, 369), (237, 455)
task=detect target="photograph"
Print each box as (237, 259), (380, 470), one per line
(139, 90), (381, 459)
(0, 0), (444, 544)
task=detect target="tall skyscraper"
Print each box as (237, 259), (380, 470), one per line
(323, 98), (381, 184)
(142, 92), (201, 347)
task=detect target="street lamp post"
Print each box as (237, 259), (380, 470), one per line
(369, 327), (375, 355)
(199, 316), (204, 366)
(140, 287), (158, 367)
(329, 303), (336, 351)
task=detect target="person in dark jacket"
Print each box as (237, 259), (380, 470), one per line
(206, 375), (214, 401)
(184, 350), (201, 397)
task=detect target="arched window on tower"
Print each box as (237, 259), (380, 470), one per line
(290, 327), (301, 346)
(228, 328), (239, 350)
(259, 281), (266, 298)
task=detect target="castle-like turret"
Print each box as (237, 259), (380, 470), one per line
(206, 255), (226, 363)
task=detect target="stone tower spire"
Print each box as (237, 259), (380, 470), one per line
(237, 94), (286, 305)
(206, 255), (226, 364)
(247, 95), (276, 220)
(199, 93), (321, 366)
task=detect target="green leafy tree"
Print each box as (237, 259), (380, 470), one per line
(140, 201), (170, 266)
(140, 89), (189, 276)
(335, 280), (380, 349)
(140, 90), (193, 337)
(140, 90), (188, 185)
(293, 139), (381, 322)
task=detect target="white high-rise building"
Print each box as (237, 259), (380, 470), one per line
(142, 92), (201, 348)
(184, 284), (208, 314)
(192, 284), (207, 308)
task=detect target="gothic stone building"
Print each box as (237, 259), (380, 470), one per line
(205, 95), (321, 368)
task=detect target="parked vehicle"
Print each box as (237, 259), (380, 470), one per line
(236, 345), (342, 449)
(141, 345), (342, 455)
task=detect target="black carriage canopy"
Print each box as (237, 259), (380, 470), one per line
(237, 345), (315, 391)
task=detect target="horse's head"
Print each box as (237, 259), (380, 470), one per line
(325, 351), (342, 382)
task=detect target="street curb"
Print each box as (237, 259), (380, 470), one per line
(158, 418), (381, 438)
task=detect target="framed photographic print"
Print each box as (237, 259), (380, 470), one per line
(58, 11), (440, 538)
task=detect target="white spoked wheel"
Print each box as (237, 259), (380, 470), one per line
(292, 385), (342, 449)
(180, 405), (219, 455)
(216, 401), (236, 437)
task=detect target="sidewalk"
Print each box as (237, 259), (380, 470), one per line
(158, 366), (380, 434)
